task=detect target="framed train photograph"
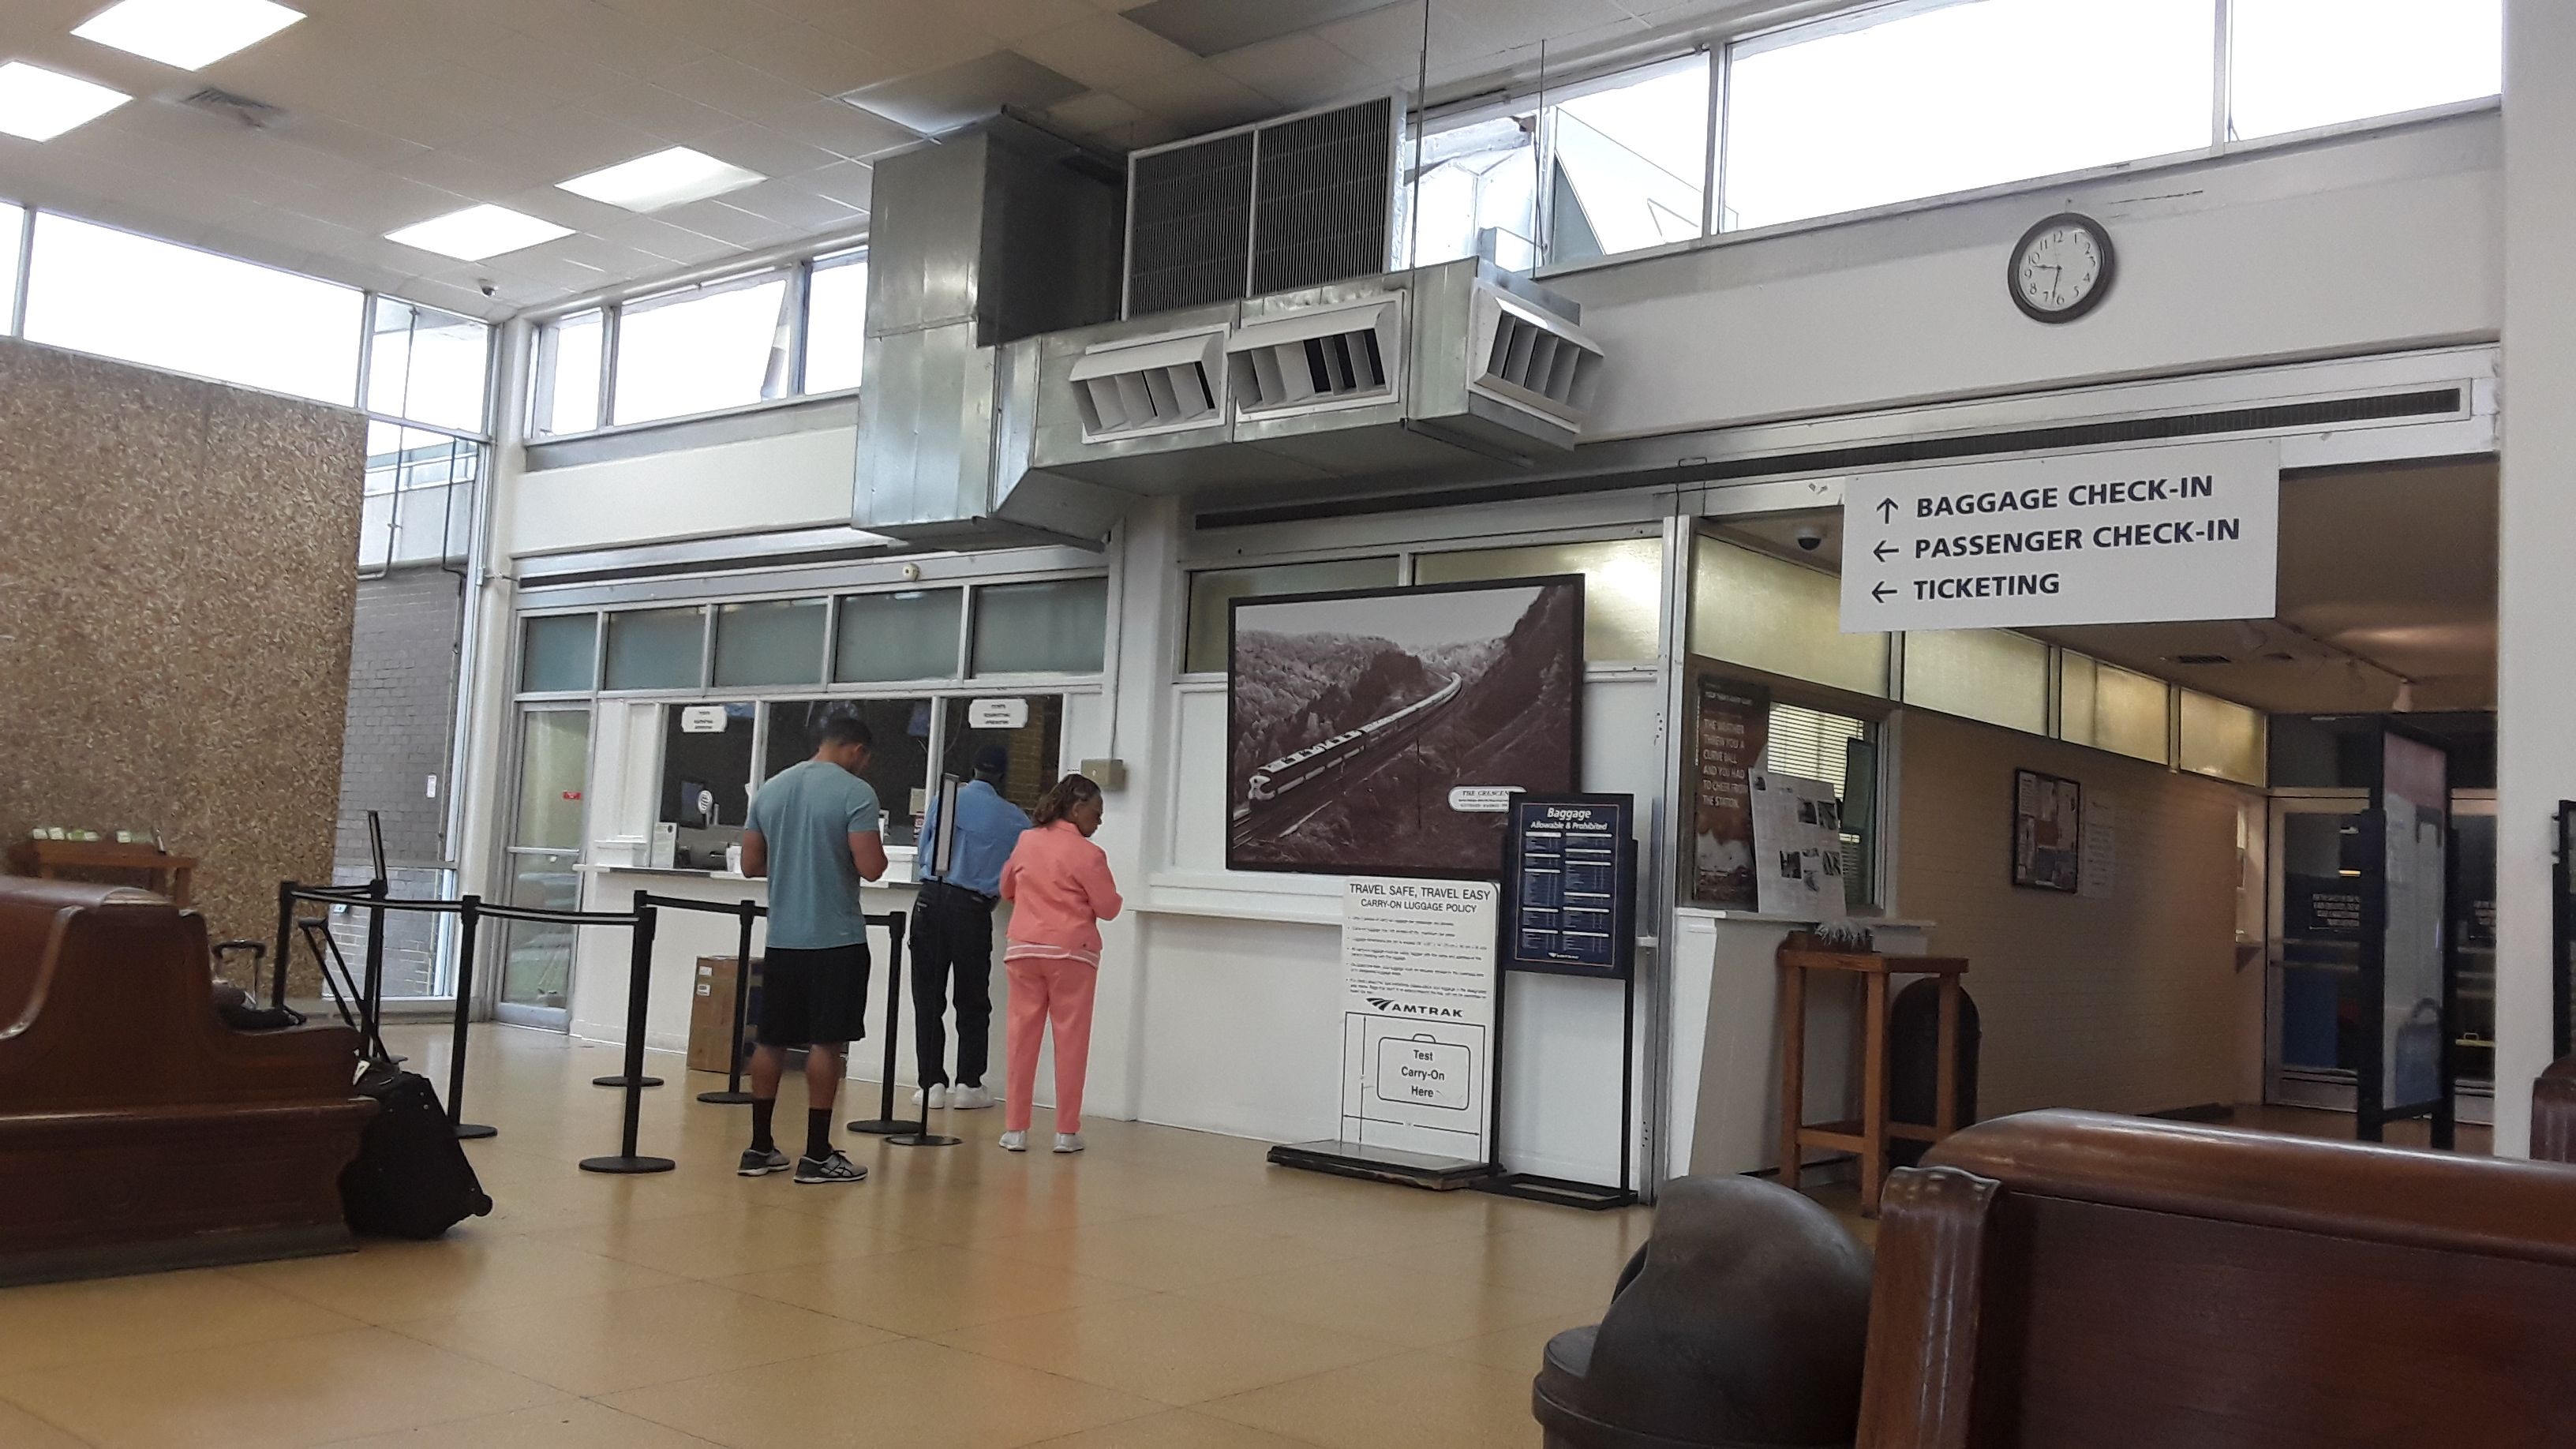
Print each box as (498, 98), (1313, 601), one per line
(1226, 575), (1585, 878)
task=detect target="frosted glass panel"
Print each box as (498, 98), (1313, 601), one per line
(512, 710), (590, 851)
(713, 598), (826, 687)
(834, 589), (962, 682)
(603, 607), (706, 691)
(1903, 630), (2049, 734)
(1690, 535), (1888, 695)
(1185, 558), (1399, 672)
(974, 578), (1108, 675)
(520, 614), (597, 693)
(1417, 537), (1663, 661)
(2179, 690), (2266, 784)
(2062, 653), (2169, 763)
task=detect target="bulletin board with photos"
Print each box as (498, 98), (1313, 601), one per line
(2012, 767), (2083, 893)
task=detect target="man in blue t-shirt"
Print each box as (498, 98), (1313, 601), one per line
(910, 744), (1032, 1111)
(738, 713), (886, 1185)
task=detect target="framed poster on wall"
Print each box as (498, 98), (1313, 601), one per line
(1690, 676), (1769, 909)
(1226, 576), (1584, 878)
(2012, 767), (2082, 893)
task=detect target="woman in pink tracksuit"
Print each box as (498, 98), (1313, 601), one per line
(996, 773), (1121, 1154)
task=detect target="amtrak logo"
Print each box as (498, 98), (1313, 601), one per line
(1367, 996), (1465, 1020)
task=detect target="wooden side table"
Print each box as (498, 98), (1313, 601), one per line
(1778, 945), (1970, 1216)
(6, 840), (197, 907)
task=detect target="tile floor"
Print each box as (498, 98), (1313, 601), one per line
(0, 1024), (1662, 1449)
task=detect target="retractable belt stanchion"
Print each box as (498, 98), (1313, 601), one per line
(849, 912), (954, 1146)
(361, 878), (390, 1054)
(447, 894), (496, 1140)
(698, 899), (760, 1105)
(583, 891), (675, 1174)
(270, 880), (296, 1010)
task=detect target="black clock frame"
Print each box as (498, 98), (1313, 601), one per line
(2008, 212), (2116, 324)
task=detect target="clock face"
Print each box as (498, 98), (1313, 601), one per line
(2010, 215), (2114, 322)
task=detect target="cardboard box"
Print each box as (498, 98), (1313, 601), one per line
(689, 954), (764, 1075)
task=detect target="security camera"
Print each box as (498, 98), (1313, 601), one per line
(476, 279), (496, 298)
(1794, 523), (1829, 552)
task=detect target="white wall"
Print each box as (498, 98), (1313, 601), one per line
(1559, 114), (2499, 440)
(509, 421), (859, 558)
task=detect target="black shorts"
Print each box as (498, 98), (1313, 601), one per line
(758, 942), (871, 1048)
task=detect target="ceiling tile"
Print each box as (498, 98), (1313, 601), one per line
(1012, 13), (1200, 90)
(1211, 32), (1380, 109)
(1112, 61), (1274, 133)
(943, 0), (1097, 42)
(843, 50), (1085, 137)
(721, 24), (904, 98)
(796, 159), (875, 211)
(467, 107), (668, 174)
(501, 0), (716, 79)
(274, 114), (435, 170)
(698, 122), (846, 178)
(597, 84), (746, 144)
(391, 146), (560, 202)
(1124, 0), (1405, 58)
(1046, 89), (1149, 136)
(658, 198), (799, 248)
(721, 178), (867, 231)
(763, 95), (920, 159)
(791, 0), (1002, 72)
(1308, 5), (1434, 84)
(596, 0), (802, 51)
(661, 53), (816, 122)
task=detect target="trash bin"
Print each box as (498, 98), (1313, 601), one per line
(1889, 976), (1979, 1170)
(1532, 1175), (1872, 1449)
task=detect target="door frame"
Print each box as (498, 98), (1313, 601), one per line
(485, 702), (595, 1032)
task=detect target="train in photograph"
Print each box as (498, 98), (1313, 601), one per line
(1240, 672), (1464, 813)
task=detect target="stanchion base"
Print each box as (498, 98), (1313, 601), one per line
(886, 1131), (961, 1148)
(453, 1122), (498, 1140)
(697, 1089), (756, 1104)
(593, 1074), (664, 1088)
(579, 1154), (676, 1174)
(846, 1117), (909, 1135)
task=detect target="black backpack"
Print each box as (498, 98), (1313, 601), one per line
(339, 1061), (493, 1239)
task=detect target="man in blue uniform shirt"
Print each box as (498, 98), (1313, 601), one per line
(737, 713), (886, 1185)
(911, 744), (1031, 1111)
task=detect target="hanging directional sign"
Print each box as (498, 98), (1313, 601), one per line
(1840, 440), (2280, 633)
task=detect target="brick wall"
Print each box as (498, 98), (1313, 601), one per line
(1896, 710), (2252, 1119)
(328, 564), (464, 998)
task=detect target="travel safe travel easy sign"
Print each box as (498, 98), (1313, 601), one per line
(1839, 440), (2280, 633)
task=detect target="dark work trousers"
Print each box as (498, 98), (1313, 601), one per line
(911, 881), (997, 1088)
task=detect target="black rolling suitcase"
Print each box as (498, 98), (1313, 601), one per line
(341, 1060), (493, 1238)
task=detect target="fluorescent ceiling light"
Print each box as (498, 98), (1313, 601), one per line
(385, 204), (572, 261)
(559, 146), (765, 212)
(73, 0), (305, 70)
(0, 62), (129, 140)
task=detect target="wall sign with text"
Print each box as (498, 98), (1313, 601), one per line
(1503, 794), (1638, 979)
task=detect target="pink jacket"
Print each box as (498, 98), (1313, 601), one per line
(999, 820), (1123, 954)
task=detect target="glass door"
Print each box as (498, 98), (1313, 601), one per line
(2267, 793), (2370, 1110)
(2451, 792), (2496, 1125)
(493, 706), (590, 1030)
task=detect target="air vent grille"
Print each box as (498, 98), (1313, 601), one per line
(1068, 331), (1226, 440)
(2172, 653), (2233, 665)
(1470, 294), (1602, 423)
(1228, 301), (1397, 416)
(1250, 98), (1393, 296)
(1127, 132), (1254, 316)
(178, 85), (287, 128)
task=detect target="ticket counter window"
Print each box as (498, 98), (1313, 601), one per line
(944, 696), (1065, 815)
(659, 703), (754, 871)
(766, 698), (931, 846)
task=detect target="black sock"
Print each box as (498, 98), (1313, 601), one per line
(806, 1108), (833, 1162)
(751, 1099), (776, 1153)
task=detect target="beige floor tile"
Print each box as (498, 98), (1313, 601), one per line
(1366, 1222), (1640, 1306)
(0, 1265), (360, 1371)
(532, 1205), (923, 1279)
(979, 1212), (1358, 1291)
(720, 1244), (1149, 1336)
(1428, 1305), (1601, 1373)
(1159, 1189), (1515, 1254)
(1173, 1256), (1590, 1349)
(0, 1326), (560, 1449)
(938, 1291), (1393, 1406)
(1022, 1407), (1316, 1448)
(230, 1234), (685, 1324)
(601, 1335), (1160, 1449)
(1201, 1350), (1545, 1449)
(313, 1398), (723, 1447)
(0, 1400), (88, 1449)
(391, 1279), (896, 1396)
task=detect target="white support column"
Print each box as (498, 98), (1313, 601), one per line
(452, 317), (533, 912)
(2492, 0), (2576, 1155)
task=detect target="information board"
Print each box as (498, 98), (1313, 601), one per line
(1338, 877), (1499, 1165)
(1840, 440), (2280, 632)
(1503, 794), (1637, 979)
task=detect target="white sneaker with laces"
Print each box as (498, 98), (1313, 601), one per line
(1053, 1133), (1085, 1154)
(998, 1129), (1028, 1152)
(948, 1084), (994, 1110)
(911, 1084), (949, 1110)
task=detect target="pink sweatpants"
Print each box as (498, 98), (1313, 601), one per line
(1004, 954), (1097, 1134)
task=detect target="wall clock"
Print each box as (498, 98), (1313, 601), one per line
(2009, 212), (2115, 324)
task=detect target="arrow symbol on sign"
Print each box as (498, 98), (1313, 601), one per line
(1874, 541), (1897, 562)
(1876, 498), (1898, 522)
(1872, 582), (1896, 603)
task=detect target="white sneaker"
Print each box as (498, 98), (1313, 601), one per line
(948, 1084), (994, 1110)
(1052, 1133), (1085, 1154)
(998, 1129), (1027, 1152)
(911, 1084), (949, 1110)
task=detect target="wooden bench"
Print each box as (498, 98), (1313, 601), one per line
(1858, 1109), (2576, 1448)
(0, 878), (374, 1284)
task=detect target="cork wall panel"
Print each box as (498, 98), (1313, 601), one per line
(0, 338), (363, 965)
